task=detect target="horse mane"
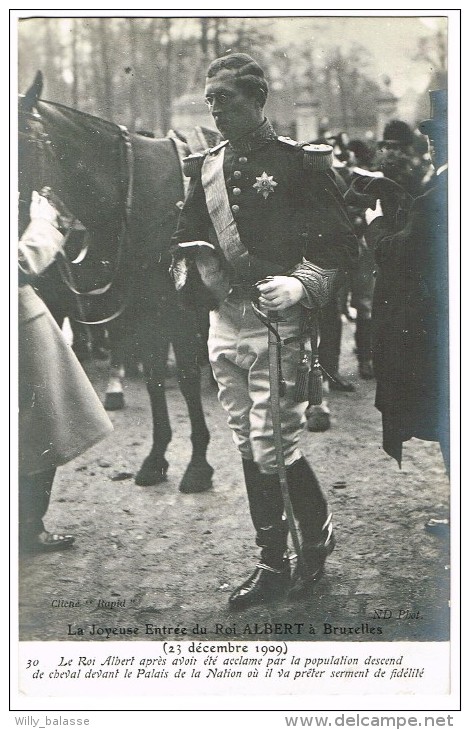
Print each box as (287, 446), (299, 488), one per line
(36, 98), (123, 138)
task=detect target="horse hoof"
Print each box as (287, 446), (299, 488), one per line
(104, 392), (125, 411)
(179, 462), (214, 494)
(135, 457), (169, 486)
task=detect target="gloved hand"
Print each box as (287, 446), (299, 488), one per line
(169, 241), (231, 305)
(29, 190), (59, 226)
(365, 199), (383, 225)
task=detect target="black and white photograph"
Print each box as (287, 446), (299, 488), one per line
(11, 6), (462, 724)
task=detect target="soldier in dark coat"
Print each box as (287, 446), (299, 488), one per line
(365, 90), (449, 473)
(171, 53), (358, 608)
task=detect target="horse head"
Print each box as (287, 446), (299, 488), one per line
(18, 74), (138, 319)
(19, 72), (129, 247)
(34, 99), (126, 238)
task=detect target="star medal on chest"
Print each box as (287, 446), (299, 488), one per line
(253, 171), (278, 199)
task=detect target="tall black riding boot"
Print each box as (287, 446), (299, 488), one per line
(355, 318), (374, 380)
(286, 457), (335, 588)
(229, 460), (291, 610)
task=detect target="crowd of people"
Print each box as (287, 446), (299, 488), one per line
(17, 53), (450, 610)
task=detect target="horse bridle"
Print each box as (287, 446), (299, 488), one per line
(19, 106), (135, 325)
(55, 123), (135, 325)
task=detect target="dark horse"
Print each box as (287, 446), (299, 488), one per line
(19, 72), (218, 493)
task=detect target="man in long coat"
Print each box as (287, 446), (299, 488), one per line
(19, 192), (113, 552)
(365, 90), (449, 472)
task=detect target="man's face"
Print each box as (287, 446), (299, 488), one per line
(204, 75), (263, 140)
(426, 134), (437, 167)
(425, 126), (446, 169)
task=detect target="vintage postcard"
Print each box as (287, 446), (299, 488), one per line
(10, 6), (463, 725)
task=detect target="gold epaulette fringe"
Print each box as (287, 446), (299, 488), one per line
(301, 143), (334, 171)
(277, 136), (333, 171)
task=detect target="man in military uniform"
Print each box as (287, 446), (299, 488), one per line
(172, 53), (358, 608)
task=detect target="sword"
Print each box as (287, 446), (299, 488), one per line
(251, 300), (308, 578)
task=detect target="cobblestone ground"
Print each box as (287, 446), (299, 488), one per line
(18, 319), (451, 643)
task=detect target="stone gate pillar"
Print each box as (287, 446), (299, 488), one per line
(376, 77), (398, 139)
(294, 92), (321, 142)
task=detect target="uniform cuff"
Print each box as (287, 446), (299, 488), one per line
(291, 259), (339, 309)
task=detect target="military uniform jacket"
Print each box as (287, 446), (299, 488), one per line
(173, 119), (358, 307)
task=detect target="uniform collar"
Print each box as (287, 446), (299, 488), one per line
(228, 118), (277, 153)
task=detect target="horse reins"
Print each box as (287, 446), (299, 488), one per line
(21, 107), (136, 324)
(57, 123), (136, 324)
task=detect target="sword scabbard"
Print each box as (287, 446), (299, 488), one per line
(266, 313), (308, 576)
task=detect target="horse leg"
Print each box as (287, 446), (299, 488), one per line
(122, 345), (141, 378)
(104, 317), (131, 410)
(175, 361), (214, 493)
(105, 363), (126, 411)
(90, 324), (110, 360)
(135, 329), (172, 486)
(172, 312), (213, 494)
(70, 319), (93, 362)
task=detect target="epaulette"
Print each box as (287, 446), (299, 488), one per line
(208, 139), (229, 155)
(277, 135), (303, 149)
(300, 143), (334, 172)
(277, 136), (334, 171)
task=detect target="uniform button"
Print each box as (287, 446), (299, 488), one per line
(233, 170), (242, 178)
(232, 187), (241, 196)
(231, 205), (240, 214)
(238, 156), (248, 164)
